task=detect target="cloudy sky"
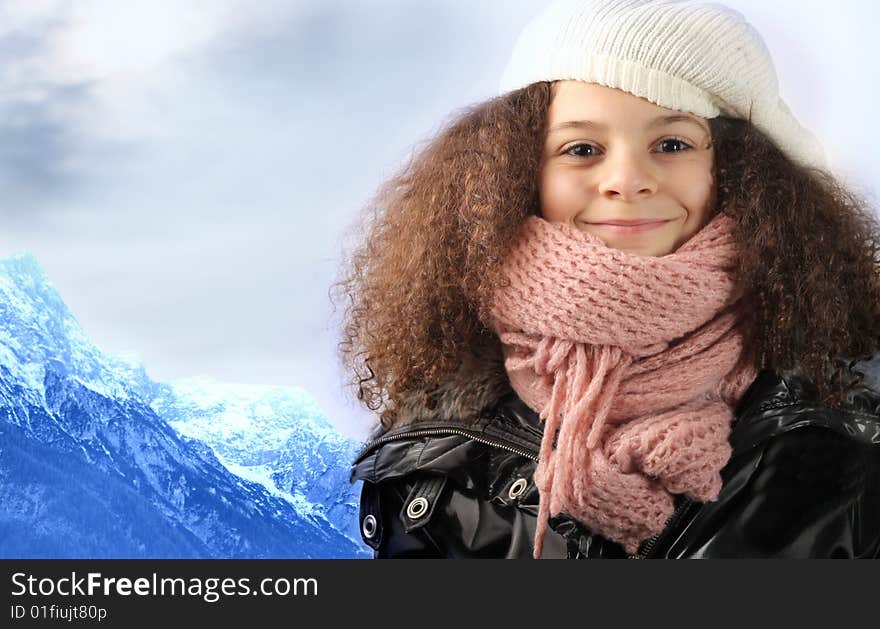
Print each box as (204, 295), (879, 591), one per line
(0, 0), (876, 441)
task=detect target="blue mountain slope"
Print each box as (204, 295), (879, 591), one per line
(0, 252), (370, 558)
(149, 378), (366, 544)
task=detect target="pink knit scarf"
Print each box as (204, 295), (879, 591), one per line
(490, 212), (758, 558)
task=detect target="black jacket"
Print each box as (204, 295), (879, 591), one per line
(349, 361), (880, 558)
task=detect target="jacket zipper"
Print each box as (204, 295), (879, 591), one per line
(359, 426), (540, 462)
(628, 497), (694, 559)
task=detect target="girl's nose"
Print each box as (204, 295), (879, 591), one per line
(596, 150), (658, 202)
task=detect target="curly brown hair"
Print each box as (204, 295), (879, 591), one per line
(332, 81), (880, 430)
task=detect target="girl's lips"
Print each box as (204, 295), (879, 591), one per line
(589, 220), (671, 234)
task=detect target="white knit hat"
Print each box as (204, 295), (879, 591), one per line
(498, 0), (829, 172)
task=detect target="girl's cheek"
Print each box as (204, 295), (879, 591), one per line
(539, 175), (576, 220)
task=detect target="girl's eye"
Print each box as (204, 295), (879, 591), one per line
(656, 138), (693, 153)
(564, 143), (600, 158)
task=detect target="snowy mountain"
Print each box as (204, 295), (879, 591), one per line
(149, 377), (365, 544)
(0, 252), (370, 558)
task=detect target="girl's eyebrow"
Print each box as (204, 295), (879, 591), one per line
(548, 114), (707, 134)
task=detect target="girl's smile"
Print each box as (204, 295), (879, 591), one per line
(586, 218), (675, 234)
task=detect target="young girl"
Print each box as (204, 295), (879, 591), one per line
(336, 0), (880, 558)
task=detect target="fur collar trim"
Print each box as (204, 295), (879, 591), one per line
(385, 334), (514, 433)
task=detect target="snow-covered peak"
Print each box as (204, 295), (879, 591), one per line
(152, 376), (343, 461)
(0, 252), (131, 400)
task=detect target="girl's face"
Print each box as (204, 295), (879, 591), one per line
(540, 80), (715, 257)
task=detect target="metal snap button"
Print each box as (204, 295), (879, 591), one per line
(362, 514), (377, 539)
(406, 496), (429, 519)
(508, 477), (528, 499)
